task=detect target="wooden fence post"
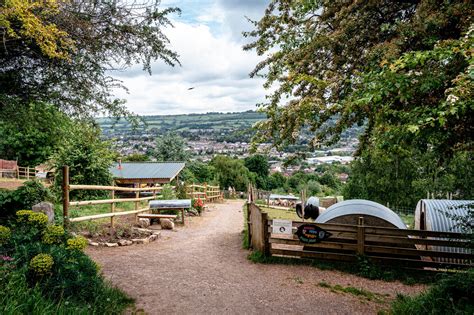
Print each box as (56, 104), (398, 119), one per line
(134, 183), (139, 223)
(110, 183), (115, 228)
(357, 216), (365, 255)
(262, 212), (270, 257)
(62, 166), (70, 228)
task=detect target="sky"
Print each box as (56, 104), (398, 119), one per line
(112, 0), (270, 116)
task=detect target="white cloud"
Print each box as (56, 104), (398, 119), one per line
(112, 1), (270, 115)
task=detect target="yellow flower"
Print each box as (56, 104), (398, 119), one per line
(29, 253), (54, 276)
(28, 212), (49, 228)
(16, 210), (35, 223)
(66, 236), (88, 251)
(0, 225), (11, 245)
(42, 225), (65, 244)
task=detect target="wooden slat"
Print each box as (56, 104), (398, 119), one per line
(368, 255), (472, 269)
(69, 207), (150, 222)
(69, 196), (155, 206)
(270, 248), (356, 262)
(365, 235), (469, 248)
(365, 245), (474, 260)
(270, 237), (357, 251)
(365, 226), (470, 239)
(69, 184), (164, 192)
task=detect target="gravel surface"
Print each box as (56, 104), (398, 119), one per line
(87, 200), (426, 315)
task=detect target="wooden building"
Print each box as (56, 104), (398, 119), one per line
(109, 162), (185, 186)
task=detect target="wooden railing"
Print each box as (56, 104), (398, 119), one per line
(62, 166), (169, 227)
(247, 202), (473, 271)
(185, 183), (222, 202)
(0, 166), (39, 180)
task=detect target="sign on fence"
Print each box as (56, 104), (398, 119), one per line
(295, 224), (332, 244)
(272, 219), (292, 235)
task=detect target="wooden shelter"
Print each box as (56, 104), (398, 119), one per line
(109, 162), (185, 186)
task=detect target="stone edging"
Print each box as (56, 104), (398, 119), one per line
(86, 228), (161, 247)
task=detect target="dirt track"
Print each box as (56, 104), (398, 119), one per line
(87, 200), (425, 314)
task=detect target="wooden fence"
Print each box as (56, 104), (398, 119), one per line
(0, 166), (38, 180)
(247, 202), (473, 270)
(186, 183), (222, 202)
(62, 166), (166, 227)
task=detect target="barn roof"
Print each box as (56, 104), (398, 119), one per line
(110, 162), (185, 180)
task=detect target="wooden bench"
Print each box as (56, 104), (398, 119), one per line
(149, 200), (191, 225)
(137, 213), (178, 225)
(137, 214), (178, 219)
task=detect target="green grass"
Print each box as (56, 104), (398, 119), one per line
(242, 204), (250, 249)
(317, 281), (388, 303)
(389, 269), (474, 315)
(1, 268), (133, 315)
(259, 206), (300, 221)
(247, 251), (437, 284)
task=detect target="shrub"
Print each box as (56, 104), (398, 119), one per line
(29, 253), (54, 276)
(0, 210), (133, 312)
(0, 181), (53, 221)
(0, 225), (11, 245)
(390, 269), (474, 314)
(66, 236), (88, 251)
(42, 225), (65, 245)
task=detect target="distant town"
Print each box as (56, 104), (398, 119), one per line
(98, 111), (359, 176)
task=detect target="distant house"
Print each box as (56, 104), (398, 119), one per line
(109, 162), (185, 186)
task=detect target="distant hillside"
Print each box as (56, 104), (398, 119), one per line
(98, 111), (266, 143)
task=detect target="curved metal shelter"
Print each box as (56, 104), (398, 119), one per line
(415, 199), (472, 233)
(315, 199), (406, 229)
(415, 199), (473, 263)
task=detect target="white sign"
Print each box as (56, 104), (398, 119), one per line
(272, 219), (293, 235)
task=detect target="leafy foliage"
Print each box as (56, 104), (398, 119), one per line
(245, 1), (473, 156)
(390, 269), (474, 315)
(210, 155), (253, 191)
(0, 101), (72, 166)
(51, 123), (115, 200)
(1, 0), (180, 117)
(154, 132), (190, 162)
(0, 211), (132, 313)
(0, 181), (53, 221)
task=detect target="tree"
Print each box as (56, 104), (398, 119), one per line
(154, 132), (190, 161)
(244, 154), (270, 189)
(1, 0), (179, 117)
(244, 155), (269, 178)
(186, 161), (215, 183)
(123, 153), (150, 162)
(245, 1), (473, 157)
(0, 101), (72, 166)
(267, 172), (287, 191)
(210, 155), (253, 191)
(52, 123), (116, 200)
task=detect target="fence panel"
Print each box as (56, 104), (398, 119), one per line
(248, 202), (473, 270)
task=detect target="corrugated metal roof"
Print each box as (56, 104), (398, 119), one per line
(110, 162), (185, 180)
(316, 199), (406, 229)
(415, 199), (473, 263)
(416, 199), (473, 233)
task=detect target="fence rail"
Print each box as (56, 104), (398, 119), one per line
(247, 201), (473, 271)
(185, 183), (222, 202)
(0, 166), (40, 180)
(62, 166), (170, 227)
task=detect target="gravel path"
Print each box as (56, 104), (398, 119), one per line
(87, 200), (425, 314)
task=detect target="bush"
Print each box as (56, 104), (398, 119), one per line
(0, 210), (133, 313)
(390, 269), (474, 314)
(0, 181), (53, 221)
